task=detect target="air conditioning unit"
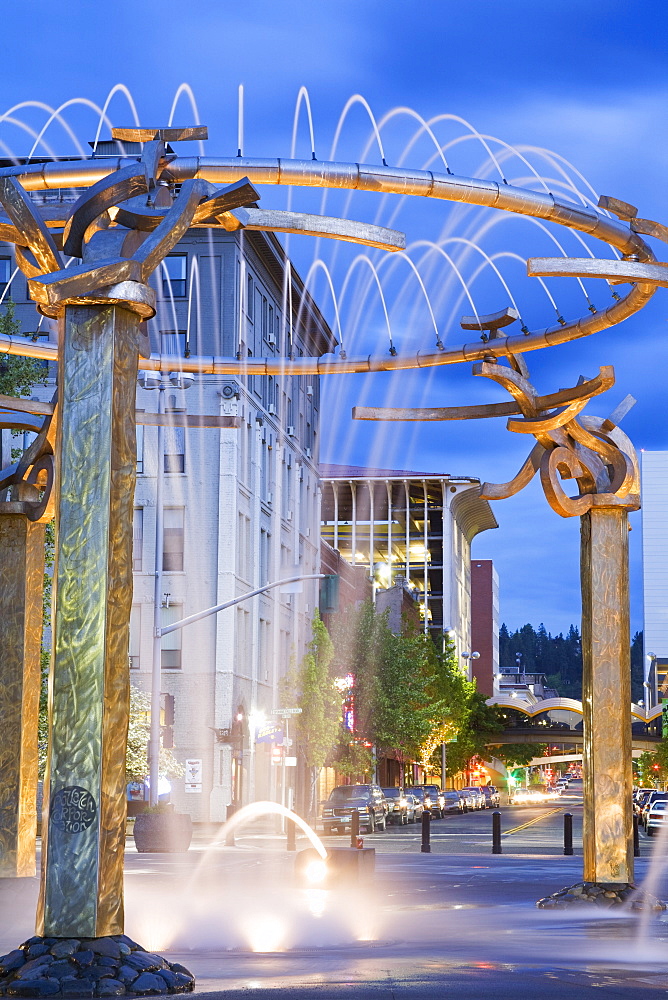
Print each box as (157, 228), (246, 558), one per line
(266, 492), (273, 504)
(267, 403), (277, 415)
(286, 510), (293, 521)
(220, 380), (240, 400)
(267, 335), (276, 347)
(287, 425), (296, 437)
(305, 447), (312, 459)
(306, 385), (314, 396)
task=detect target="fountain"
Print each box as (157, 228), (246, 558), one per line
(0, 86), (666, 995)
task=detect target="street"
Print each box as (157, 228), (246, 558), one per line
(2, 786), (666, 1000)
(320, 794), (587, 856)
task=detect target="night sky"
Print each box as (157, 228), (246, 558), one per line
(0, 0), (666, 634)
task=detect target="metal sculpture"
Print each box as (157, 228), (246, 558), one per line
(0, 122), (664, 949)
(0, 397), (54, 876)
(0, 154), (664, 374)
(355, 319), (640, 884)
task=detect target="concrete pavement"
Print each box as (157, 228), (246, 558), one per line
(2, 806), (667, 1000)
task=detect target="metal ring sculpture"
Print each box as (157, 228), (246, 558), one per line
(0, 127), (663, 377)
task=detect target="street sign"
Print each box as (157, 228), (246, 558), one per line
(285, 756), (297, 767)
(185, 758), (202, 793)
(274, 707), (302, 716)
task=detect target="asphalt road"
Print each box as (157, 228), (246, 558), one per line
(320, 794), (586, 856)
(2, 785), (664, 1000)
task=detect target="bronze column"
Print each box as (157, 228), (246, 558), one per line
(37, 303), (139, 938)
(581, 506), (633, 884)
(0, 503), (45, 877)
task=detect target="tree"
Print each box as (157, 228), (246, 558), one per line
(634, 750), (661, 788)
(0, 302), (47, 399)
(442, 692), (504, 778)
(493, 743), (547, 768)
(281, 609), (341, 815)
(39, 685), (184, 782)
(418, 634), (473, 773)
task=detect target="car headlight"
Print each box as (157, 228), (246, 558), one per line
(323, 809), (333, 816)
(358, 806), (369, 813)
(400, 798), (407, 807)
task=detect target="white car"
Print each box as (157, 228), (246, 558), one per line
(512, 788), (547, 805)
(646, 800), (668, 836)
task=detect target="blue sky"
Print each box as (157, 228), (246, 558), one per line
(0, 0), (666, 634)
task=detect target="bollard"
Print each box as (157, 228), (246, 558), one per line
(421, 809), (431, 853)
(350, 808), (360, 848)
(633, 814), (640, 857)
(287, 818), (296, 852)
(224, 804), (236, 847)
(564, 812), (573, 856)
(492, 810), (502, 854)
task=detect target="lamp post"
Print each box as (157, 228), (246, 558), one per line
(138, 369), (193, 807)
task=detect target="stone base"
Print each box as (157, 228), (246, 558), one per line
(536, 881), (666, 911)
(0, 936), (194, 997)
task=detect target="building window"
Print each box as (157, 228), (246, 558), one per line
(246, 274), (254, 319)
(164, 423), (185, 473)
(161, 604), (182, 669)
(133, 508), (143, 572)
(260, 529), (271, 585)
(129, 605), (141, 669)
(163, 508), (184, 571)
(136, 420), (144, 473)
(0, 258), (11, 298)
(162, 255), (187, 298)
(160, 331), (187, 357)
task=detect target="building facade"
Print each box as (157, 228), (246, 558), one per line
(470, 559), (500, 698)
(1, 219), (335, 823)
(319, 464), (498, 668)
(641, 451), (668, 704)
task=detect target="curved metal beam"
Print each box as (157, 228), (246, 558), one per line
(0, 157), (659, 372)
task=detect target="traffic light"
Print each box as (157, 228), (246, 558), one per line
(319, 574), (340, 614)
(160, 693), (175, 749)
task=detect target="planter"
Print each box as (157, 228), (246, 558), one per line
(133, 811), (193, 852)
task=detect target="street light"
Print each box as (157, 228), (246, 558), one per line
(138, 369), (193, 807)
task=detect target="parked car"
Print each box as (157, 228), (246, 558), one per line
(443, 789), (465, 814)
(321, 784), (388, 835)
(641, 791), (668, 829)
(405, 792), (423, 822)
(457, 788), (478, 812)
(382, 787), (409, 825)
(409, 787), (439, 817)
(422, 785), (446, 817)
(478, 785), (500, 808)
(634, 789), (654, 817)
(646, 800), (668, 836)
(460, 786), (486, 810)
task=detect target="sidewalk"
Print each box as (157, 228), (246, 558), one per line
(2, 846), (666, 999)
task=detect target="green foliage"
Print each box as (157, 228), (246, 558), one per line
(39, 685), (184, 782)
(634, 750), (661, 787)
(492, 743), (547, 768)
(125, 685), (184, 781)
(500, 621), (644, 702)
(334, 741), (374, 780)
(0, 302), (47, 398)
(444, 693), (504, 776)
(329, 603), (475, 781)
(282, 609), (341, 769)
